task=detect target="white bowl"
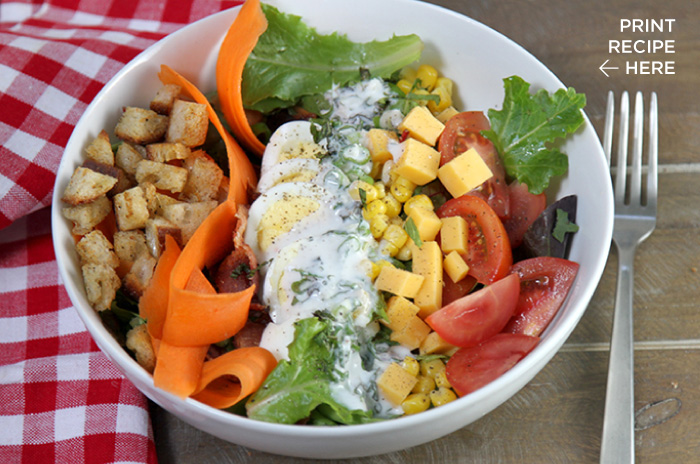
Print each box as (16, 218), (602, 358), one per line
(52, 0), (614, 458)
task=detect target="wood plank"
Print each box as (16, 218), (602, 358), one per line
(151, 349), (700, 463)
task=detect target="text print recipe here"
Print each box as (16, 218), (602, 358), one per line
(601, 18), (676, 76)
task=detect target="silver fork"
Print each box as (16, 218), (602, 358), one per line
(599, 90), (658, 463)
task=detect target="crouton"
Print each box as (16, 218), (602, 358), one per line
(145, 142), (191, 163)
(154, 192), (181, 215)
(80, 159), (132, 196)
(181, 151), (224, 202)
(62, 196), (112, 235)
(114, 107), (168, 145)
(150, 84), (182, 115)
(61, 166), (118, 205)
(115, 142), (144, 177)
(75, 230), (119, 269)
(84, 130), (114, 165)
(160, 200), (217, 243)
(135, 160), (188, 193)
(165, 99), (208, 148)
(113, 185), (150, 231)
(144, 216), (182, 259)
(139, 182), (158, 215)
(125, 324), (156, 373)
(82, 263), (120, 312)
(114, 230), (148, 274)
(122, 252), (157, 300)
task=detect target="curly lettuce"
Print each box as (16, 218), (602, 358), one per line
(242, 4), (423, 113)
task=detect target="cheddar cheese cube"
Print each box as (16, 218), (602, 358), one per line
(377, 362), (419, 406)
(390, 315), (432, 351)
(440, 216), (468, 254)
(374, 265), (425, 299)
(437, 147), (493, 198)
(435, 106), (459, 124)
(408, 207), (442, 242)
(394, 138), (440, 186)
(397, 106), (445, 146)
(411, 241), (443, 318)
(420, 331), (459, 356)
(444, 250), (470, 283)
(366, 128), (398, 163)
(383, 296), (421, 330)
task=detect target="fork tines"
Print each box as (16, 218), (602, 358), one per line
(604, 91), (658, 209)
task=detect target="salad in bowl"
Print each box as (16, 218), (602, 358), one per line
(53, 0), (613, 457)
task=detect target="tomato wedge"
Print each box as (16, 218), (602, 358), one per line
(502, 257), (579, 336)
(426, 273), (520, 348)
(436, 194), (512, 285)
(438, 111), (510, 218)
(446, 333), (539, 397)
(442, 274), (478, 307)
(502, 181), (546, 249)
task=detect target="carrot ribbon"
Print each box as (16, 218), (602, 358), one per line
(216, 0), (268, 157)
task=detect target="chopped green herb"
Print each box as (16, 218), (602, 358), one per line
(404, 217), (423, 247)
(552, 208), (579, 242)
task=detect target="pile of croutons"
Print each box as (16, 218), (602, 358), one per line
(61, 84), (228, 321)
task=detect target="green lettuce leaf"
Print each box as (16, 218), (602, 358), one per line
(482, 76), (586, 194)
(245, 317), (375, 425)
(242, 4), (423, 112)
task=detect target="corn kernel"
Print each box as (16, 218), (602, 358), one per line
(420, 358), (446, 379)
(374, 181), (387, 199)
(383, 224), (409, 249)
(435, 77), (453, 95)
(428, 86), (452, 114)
(381, 194), (402, 217)
(349, 180), (377, 202)
(402, 356), (420, 377)
(399, 66), (417, 82)
(416, 64), (439, 91)
(403, 194), (434, 217)
(411, 375), (436, 394)
(434, 370), (451, 389)
(363, 199), (387, 220)
(379, 239), (399, 257)
(397, 79), (414, 95)
(430, 386), (458, 407)
(369, 262), (381, 280)
(402, 393), (430, 415)
(370, 214), (390, 239)
(390, 176), (416, 203)
(396, 242), (413, 261)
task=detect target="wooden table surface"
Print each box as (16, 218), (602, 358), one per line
(151, 0), (700, 462)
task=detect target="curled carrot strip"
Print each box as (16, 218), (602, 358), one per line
(153, 341), (209, 399)
(216, 0), (268, 157)
(192, 347), (277, 409)
(163, 201), (255, 347)
(139, 234), (181, 340)
(158, 64), (256, 204)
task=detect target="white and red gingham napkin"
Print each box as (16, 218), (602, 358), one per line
(0, 1), (242, 462)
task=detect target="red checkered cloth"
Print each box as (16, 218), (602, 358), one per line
(0, 1), (242, 462)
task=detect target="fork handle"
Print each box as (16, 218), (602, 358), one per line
(600, 245), (636, 463)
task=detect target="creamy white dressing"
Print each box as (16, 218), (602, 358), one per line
(248, 78), (406, 418)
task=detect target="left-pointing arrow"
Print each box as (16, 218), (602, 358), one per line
(600, 59), (619, 77)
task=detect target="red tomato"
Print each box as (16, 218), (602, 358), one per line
(438, 111), (510, 218)
(426, 273), (520, 348)
(442, 275), (478, 307)
(502, 181), (547, 249)
(436, 194), (513, 285)
(446, 333), (540, 396)
(502, 257), (580, 336)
